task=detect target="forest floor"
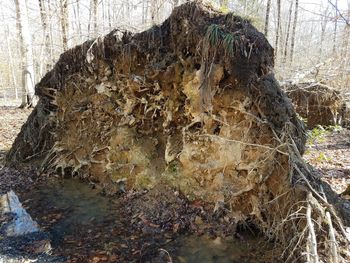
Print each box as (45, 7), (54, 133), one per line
(0, 106), (31, 169)
(0, 107), (36, 196)
(304, 126), (350, 195)
(0, 107), (349, 262)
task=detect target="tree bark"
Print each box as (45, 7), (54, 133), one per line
(333, 0), (338, 53)
(14, 0), (36, 107)
(318, 7), (329, 63)
(290, 0), (299, 63)
(60, 0), (69, 51)
(72, 0), (82, 41)
(142, 0), (146, 24)
(264, 0), (271, 36)
(5, 24), (18, 99)
(341, 23), (349, 61)
(340, 2), (350, 87)
(101, 0), (105, 32)
(275, 0), (281, 58)
(38, 0), (51, 73)
(107, 0), (112, 30)
(1, 5), (18, 98)
(47, 0), (54, 64)
(283, 0), (293, 62)
(150, 0), (159, 25)
(92, 0), (98, 37)
(144, 0), (149, 25)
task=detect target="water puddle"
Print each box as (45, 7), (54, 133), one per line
(167, 234), (278, 263)
(21, 178), (119, 246)
(19, 178), (279, 262)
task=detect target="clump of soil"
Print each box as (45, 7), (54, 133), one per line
(283, 82), (346, 128)
(6, 2), (350, 262)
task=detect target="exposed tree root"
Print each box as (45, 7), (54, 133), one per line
(283, 82), (346, 128)
(5, 2), (350, 262)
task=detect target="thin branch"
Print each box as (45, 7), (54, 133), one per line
(328, 0), (350, 26)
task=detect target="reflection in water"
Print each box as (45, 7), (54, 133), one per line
(168, 234), (276, 263)
(24, 179), (279, 262)
(26, 179), (117, 245)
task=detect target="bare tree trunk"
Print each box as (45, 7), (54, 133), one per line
(341, 26), (350, 59)
(125, 0), (131, 27)
(283, 0), (293, 62)
(340, 3), (350, 86)
(88, 0), (92, 37)
(38, 0), (51, 73)
(150, 0), (159, 25)
(5, 24), (18, 99)
(72, 0), (82, 41)
(112, 1), (117, 28)
(92, 0), (98, 37)
(14, 0), (36, 107)
(14, 0), (26, 106)
(47, 0), (54, 64)
(108, 0), (112, 30)
(275, 0), (281, 58)
(318, 8), (329, 63)
(346, 1), (350, 88)
(142, 0), (146, 24)
(264, 0), (271, 36)
(290, 0), (299, 63)
(60, 0), (69, 51)
(333, 0), (338, 53)
(144, 0), (150, 25)
(101, 0), (105, 31)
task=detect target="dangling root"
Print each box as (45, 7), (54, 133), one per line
(277, 135), (350, 262)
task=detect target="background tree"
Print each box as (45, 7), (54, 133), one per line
(275, 0), (282, 59)
(14, 0), (36, 107)
(60, 0), (69, 51)
(38, 0), (51, 74)
(289, 0), (298, 64)
(264, 0), (271, 36)
(318, 6), (330, 63)
(332, 0), (338, 53)
(283, 0), (293, 63)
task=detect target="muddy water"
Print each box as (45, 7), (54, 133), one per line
(168, 234), (278, 263)
(22, 178), (119, 246)
(21, 178), (278, 262)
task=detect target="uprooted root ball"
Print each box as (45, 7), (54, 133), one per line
(283, 82), (346, 128)
(7, 1), (350, 262)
